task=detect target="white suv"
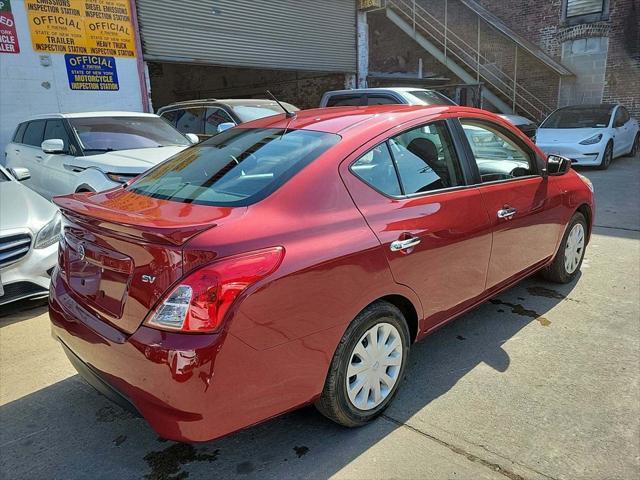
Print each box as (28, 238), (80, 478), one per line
(4, 112), (197, 199)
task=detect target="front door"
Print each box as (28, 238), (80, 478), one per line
(457, 117), (565, 289)
(342, 120), (493, 332)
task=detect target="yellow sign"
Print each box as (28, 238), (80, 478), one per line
(358, 0), (383, 11)
(26, 0), (136, 57)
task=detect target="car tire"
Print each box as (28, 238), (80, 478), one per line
(540, 212), (587, 284)
(315, 301), (410, 427)
(597, 141), (613, 170)
(630, 133), (640, 157)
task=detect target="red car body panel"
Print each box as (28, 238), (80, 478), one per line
(49, 105), (594, 442)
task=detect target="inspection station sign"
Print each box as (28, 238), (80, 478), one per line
(26, 0), (136, 57)
(65, 54), (119, 90)
(0, 0), (20, 54)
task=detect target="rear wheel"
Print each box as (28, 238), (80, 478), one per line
(315, 301), (410, 427)
(597, 142), (613, 170)
(540, 212), (587, 283)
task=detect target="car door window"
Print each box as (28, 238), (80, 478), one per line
(22, 121), (46, 147)
(351, 143), (402, 196)
(175, 108), (205, 135)
(366, 95), (397, 105)
(460, 119), (535, 183)
(44, 120), (71, 151)
(326, 95), (363, 107)
(613, 108), (625, 127)
(204, 107), (234, 135)
(389, 121), (464, 194)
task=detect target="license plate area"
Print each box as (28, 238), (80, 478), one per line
(64, 233), (134, 319)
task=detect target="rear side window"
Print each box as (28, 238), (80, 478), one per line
(351, 143), (401, 196)
(22, 121), (46, 147)
(129, 128), (340, 206)
(326, 95), (363, 107)
(204, 107), (234, 135)
(160, 110), (179, 126)
(13, 123), (27, 143)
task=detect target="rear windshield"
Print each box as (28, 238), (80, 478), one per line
(540, 106), (613, 129)
(128, 128), (340, 206)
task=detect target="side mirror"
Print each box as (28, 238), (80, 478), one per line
(185, 133), (200, 144)
(41, 138), (66, 154)
(9, 167), (31, 181)
(546, 154), (571, 176)
(217, 122), (236, 133)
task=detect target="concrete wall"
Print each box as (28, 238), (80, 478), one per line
(0, 2), (144, 160)
(148, 63), (348, 111)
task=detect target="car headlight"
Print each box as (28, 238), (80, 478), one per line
(106, 172), (139, 184)
(34, 211), (62, 249)
(577, 173), (594, 193)
(579, 133), (603, 145)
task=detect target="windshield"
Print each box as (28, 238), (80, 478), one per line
(69, 116), (190, 154)
(230, 103), (299, 123)
(406, 90), (456, 106)
(128, 128), (340, 206)
(540, 107), (613, 129)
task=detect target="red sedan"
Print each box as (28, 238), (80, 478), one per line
(49, 105), (594, 442)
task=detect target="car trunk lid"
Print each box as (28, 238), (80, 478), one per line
(54, 188), (244, 334)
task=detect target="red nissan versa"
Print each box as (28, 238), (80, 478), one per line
(49, 105), (594, 442)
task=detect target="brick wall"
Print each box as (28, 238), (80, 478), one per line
(475, 0), (640, 118)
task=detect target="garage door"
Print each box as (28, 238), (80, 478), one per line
(136, 0), (357, 72)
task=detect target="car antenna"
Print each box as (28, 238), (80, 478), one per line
(267, 90), (296, 118)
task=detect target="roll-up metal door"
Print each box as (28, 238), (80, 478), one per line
(136, 0), (356, 72)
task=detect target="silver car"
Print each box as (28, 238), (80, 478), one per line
(0, 165), (59, 305)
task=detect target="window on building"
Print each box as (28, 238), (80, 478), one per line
(564, 0), (608, 23)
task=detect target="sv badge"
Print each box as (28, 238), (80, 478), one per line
(141, 275), (156, 284)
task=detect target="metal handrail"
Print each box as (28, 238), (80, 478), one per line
(386, 0), (553, 119)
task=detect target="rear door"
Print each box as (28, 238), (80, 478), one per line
(342, 118), (493, 332)
(456, 117), (565, 289)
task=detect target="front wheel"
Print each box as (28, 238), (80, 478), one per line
(540, 212), (587, 283)
(315, 301), (410, 427)
(597, 142), (613, 170)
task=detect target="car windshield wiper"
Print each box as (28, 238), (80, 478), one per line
(84, 147), (116, 153)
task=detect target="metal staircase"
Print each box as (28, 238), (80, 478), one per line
(383, 0), (573, 121)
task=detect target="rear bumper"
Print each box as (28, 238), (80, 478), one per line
(49, 269), (335, 442)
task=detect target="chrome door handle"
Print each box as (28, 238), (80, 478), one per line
(497, 207), (517, 219)
(390, 237), (421, 252)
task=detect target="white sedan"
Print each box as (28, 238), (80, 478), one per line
(536, 104), (639, 170)
(4, 112), (198, 198)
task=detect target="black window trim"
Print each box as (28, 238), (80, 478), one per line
(348, 118), (478, 200)
(454, 116), (544, 187)
(21, 120), (47, 148)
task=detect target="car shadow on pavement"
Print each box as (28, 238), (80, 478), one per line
(0, 298), (48, 325)
(0, 276), (580, 480)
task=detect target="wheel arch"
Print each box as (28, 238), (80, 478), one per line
(576, 203), (593, 244)
(365, 294), (420, 344)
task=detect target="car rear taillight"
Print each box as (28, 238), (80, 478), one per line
(144, 247), (284, 333)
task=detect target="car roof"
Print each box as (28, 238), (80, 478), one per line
(23, 111), (159, 121)
(238, 105), (496, 135)
(157, 98), (297, 110)
(323, 87), (437, 96)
